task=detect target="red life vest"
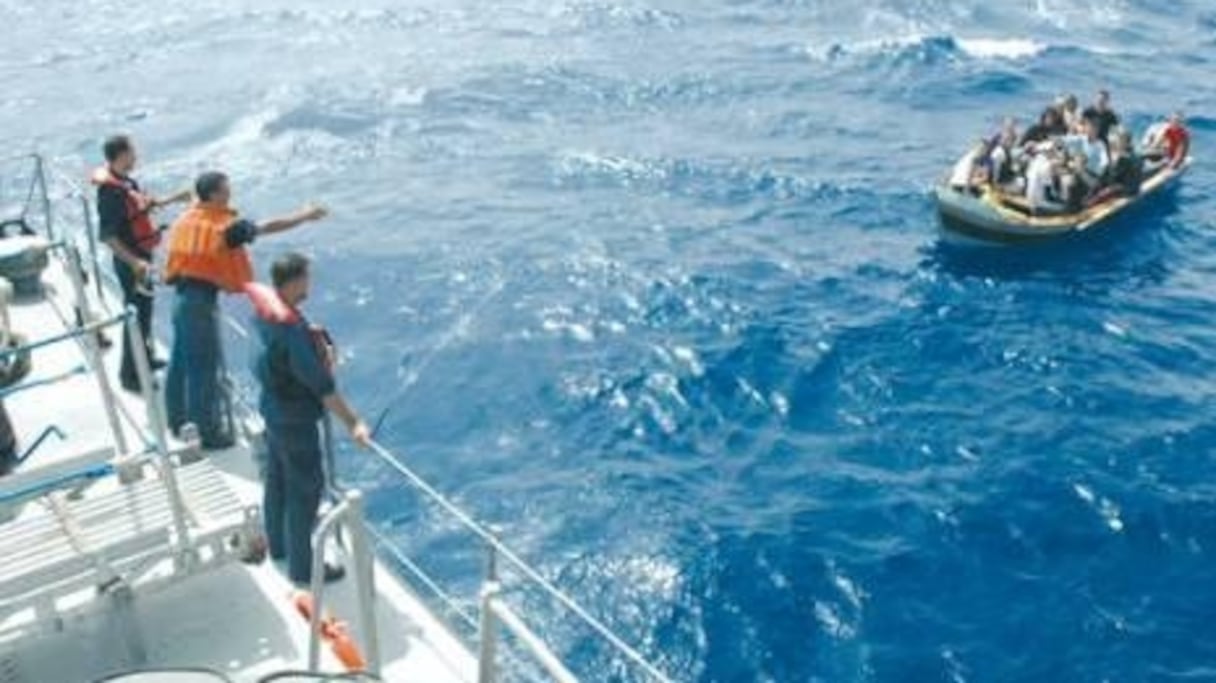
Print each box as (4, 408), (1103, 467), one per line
(244, 281), (300, 324)
(244, 282), (335, 375)
(1163, 123), (1190, 163)
(90, 167), (161, 251)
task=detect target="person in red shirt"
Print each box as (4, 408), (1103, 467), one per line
(1162, 112), (1190, 169)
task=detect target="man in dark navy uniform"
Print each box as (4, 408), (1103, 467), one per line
(94, 135), (190, 392)
(251, 252), (370, 586)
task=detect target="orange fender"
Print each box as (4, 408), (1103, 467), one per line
(291, 591), (367, 671)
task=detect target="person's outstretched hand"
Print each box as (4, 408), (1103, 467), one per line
(349, 419), (371, 449)
(302, 203), (329, 222)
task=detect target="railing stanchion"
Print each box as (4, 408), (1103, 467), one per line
(34, 154), (55, 241)
(366, 439), (673, 682)
(127, 306), (193, 566)
(478, 553), (501, 683)
(347, 491), (380, 675)
(307, 491), (380, 674)
(64, 245), (127, 455)
(78, 194), (105, 304)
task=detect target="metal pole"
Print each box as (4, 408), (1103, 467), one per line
(79, 194), (105, 304)
(478, 545), (500, 683)
(491, 601), (579, 683)
(308, 497), (352, 671)
(346, 491), (380, 675)
(33, 154), (54, 241)
(320, 414), (348, 557)
(127, 307), (193, 565)
(0, 314), (124, 361)
(64, 245), (128, 455)
(322, 415), (339, 496)
(365, 439), (674, 682)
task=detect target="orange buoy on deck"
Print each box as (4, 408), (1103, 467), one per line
(292, 591), (367, 672)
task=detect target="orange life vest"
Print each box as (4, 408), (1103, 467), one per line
(90, 167), (161, 251)
(163, 204), (254, 293)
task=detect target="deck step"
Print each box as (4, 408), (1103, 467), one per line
(0, 458), (252, 609)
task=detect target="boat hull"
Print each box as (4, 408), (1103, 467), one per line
(934, 159), (1189, 245)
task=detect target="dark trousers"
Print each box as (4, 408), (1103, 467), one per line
(165, 281), (226, 446)
(263, 419), (325, 585)
(113, 257), (154, 389)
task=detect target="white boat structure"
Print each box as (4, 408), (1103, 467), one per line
(0, 154), (672, 683)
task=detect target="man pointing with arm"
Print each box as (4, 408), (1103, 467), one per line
(163, 171), (326, 450)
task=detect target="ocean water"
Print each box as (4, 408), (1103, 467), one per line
(4, 0), (1216, 680)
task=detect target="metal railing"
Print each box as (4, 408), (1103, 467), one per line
(0, 154), (195, 560)
(308, 490), (381, 675)
(14, 153), (673, 683)
(364, 439), (673, 683)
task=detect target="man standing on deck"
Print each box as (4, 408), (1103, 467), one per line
(163, 171), (327, 450)
(93, 135), (191, 393)
(249, 253), (370, 585)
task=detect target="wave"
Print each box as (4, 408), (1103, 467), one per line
(1184, 114), (1216, 132)
(811, 34), (1046, 64)
(553, 1), (684, 32)
(551, 151), (925, 206)
(808, 33), (1133, 66)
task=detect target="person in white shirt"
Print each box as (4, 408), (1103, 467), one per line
(949, 139), (990, 192)
(1141, 121), (1168, 155)
(988, 123), (1025, 192)
(1025, 147), (1064, 214)
(1061, 117), (1110, 178)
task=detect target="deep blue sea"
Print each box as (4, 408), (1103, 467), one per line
(5, 0), (1216, 680)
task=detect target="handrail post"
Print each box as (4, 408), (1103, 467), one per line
(33, 154), (55, 241)
(478, 545), (500, 683)
(64, 245), (128, 455)
(307, 491), (380, 674)
(78, 194), (105, 305)
(127, 306), (193, 566)
(346, 490), (380, 675)
(363, 438), (675, 682)
(321, 414), (342, 499)
(307, 497), (351, 671)
(490, 601), (580, 683)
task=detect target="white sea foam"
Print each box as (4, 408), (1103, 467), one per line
(568, 323), (595, 343)
(672, 345), (705, 377)
(1074, 483), (1125, 533)
(737, 378), (766, 406)
(807, 34), (1046, 63)
(769, 392), (789, 418)
(955, 37), (1045, 60)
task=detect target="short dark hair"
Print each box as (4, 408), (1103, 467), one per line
(271, 252), (310, 288)
(194, 171), (229, 202)
(102, 135), (133, 163)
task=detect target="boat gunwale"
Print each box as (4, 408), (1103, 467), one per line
(934, 155), (1190, 241)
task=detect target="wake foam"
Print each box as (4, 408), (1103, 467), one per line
(813, 34), (1046, 64)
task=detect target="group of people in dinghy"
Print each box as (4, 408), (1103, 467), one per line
(949, 89), (1191, 216)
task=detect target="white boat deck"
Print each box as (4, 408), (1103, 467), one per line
(0, 252), (475, 682)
